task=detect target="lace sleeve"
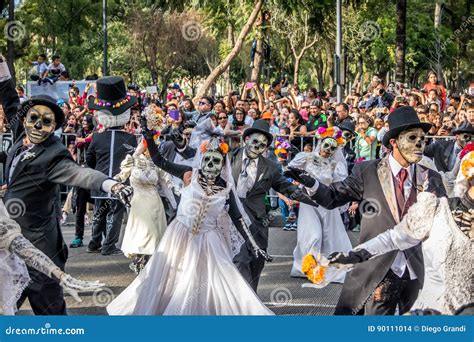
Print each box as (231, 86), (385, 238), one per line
(114, 154), (134, 182)
(0, 216), (23, 250)
(8, 235), (61, 280)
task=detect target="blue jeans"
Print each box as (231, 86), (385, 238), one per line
(278, 199), (289, 222)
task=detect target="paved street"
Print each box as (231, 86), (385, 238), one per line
(18, 217), (359, 316)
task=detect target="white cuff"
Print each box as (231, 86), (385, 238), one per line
(305, 180), (320, 196)
(0, 58), (12, 82)
(101, 179), (118, 193)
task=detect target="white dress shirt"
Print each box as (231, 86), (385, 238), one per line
(236, 150), (258, 198)
(388, 154), (417, 280)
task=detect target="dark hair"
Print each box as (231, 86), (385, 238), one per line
(271, 79), (281, 89)
(38, 53), (46, 59)
(336, 102), (349, 112)
(308, 87), (318, 97)
(249, 98), (259, 105)
(280, 127), (290, 135)
(16, 85), (24, 93)
(60, 70), (70, 79)
(184, 98), (196, 111)
(214, 99), (225, 109)
(201, 96), (214, 108)
(289, 109), (305, 125)
(52, 55), (60, 61)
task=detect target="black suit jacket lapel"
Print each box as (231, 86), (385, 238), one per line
(9, 144), (46, 184)
(232, 148), (244, 186)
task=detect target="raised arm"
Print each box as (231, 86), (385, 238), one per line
(0, 56), (23, 140)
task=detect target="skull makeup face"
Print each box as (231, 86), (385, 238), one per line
(24, 105), (56, 144)
(245, 133), (268, 159)
(456, 133), (473, 148)
(201, 150), (224, 179)
(396, 128), (426, 164)
(319, 137), (338, 158)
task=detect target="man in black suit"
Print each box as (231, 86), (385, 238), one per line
(86, 76), (138, 256)
(0, 57), (132, 315)
(290, 107), (446, 315)
(424, 122), (474, 172)
(159, 124), (196, 222)
(231, 120), (317, 291)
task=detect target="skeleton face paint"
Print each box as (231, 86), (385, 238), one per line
(319, 138), (338, 158)
(25, 105), (56, 144)
(396, 128), (426, 164)
(457, 133), (472, 148)
(201, 150), (224, 180)
(245, 133), (268, 159)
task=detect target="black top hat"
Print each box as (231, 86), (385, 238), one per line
(382, 106), (432, 147)
(18, 95), (65, 129)
(338, 120), (356, 135)
(88, 76), (137, 115)
(452, 121), (474, 135)
(242, 119), (273, 146)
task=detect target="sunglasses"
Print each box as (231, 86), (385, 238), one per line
(199, 101), (210, 106)
(218, 116), (227, 120)
(301, 106), (309, 109)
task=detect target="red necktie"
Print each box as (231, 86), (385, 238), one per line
(398, 168), (408, 198)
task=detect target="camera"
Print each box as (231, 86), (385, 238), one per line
(378, 88), (385, 96)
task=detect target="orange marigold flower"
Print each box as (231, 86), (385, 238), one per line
(301, 253), (327, 284)
(219, 143), (229, 155)
(336, 137), (346, 145)
(200, 140), (210, 153)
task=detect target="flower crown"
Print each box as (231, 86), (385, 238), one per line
(316, 126), (345, 146)
(274, 136), (291, 160)
(200, 138), (229, 155)
(94, 95), (131, 108)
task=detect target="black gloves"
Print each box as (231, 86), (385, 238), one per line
(328, 249), (373, 266)
(283, 167), (316, 188)
(169, 126), (186, 149)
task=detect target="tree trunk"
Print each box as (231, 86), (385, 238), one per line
(195, 0), (264, 99)
(353, 55), (363, 93)
(293, 56), (300, 85)
(223, 23), (234, 93)
(324, 44), (334, 91)
(250, 37), (263, 84)
(434, 1), (442, 29)
(6, 0), (16, 83)
(316, 51), (324, 91)
(395, 0), (407, 83)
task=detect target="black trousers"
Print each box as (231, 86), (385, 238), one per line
(74, 188), (92, 240)
(88, 198), (125, 254)
(17, 273), (66, 315)
(363, 269), (421, 315)
(233, 244), (266, 292)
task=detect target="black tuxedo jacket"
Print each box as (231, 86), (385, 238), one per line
(86, 130), (137, 198)
(310, 156), (446, 314)
(0, 77), (109, 281)
(424, 139), (456, 172)
(159, 140), (196, 163)
(230, 148), (316, 248)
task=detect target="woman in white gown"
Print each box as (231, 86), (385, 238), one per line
(115, 138), (175, 274)
(0, 215), (103, 315)
(287, 128), (352, 282)
(329, 151), (474, 314)
(107, 136), (273, 315)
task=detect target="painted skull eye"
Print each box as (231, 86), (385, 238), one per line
(43, 118), (52, 125)
(29, 114), (39, 121)
(407, 135), (418, 141)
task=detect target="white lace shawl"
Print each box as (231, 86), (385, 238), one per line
(0, 215), (61, 315)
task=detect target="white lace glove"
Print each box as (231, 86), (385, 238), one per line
(0, 55), (12, 82)
(53, 270), (105, 303)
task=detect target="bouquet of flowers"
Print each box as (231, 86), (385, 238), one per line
(301, 253), (329, 285)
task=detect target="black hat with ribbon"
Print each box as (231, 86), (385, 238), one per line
(382, 106), (432, 147)
(242, 119), (273, 146)
(88, 76), (137, 115)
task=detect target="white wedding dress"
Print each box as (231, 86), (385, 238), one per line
(107, 172), (273, 315)
(116, 154), (173, 257)
(289, 149), (352, 282)
(357, 192), (473, 314)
